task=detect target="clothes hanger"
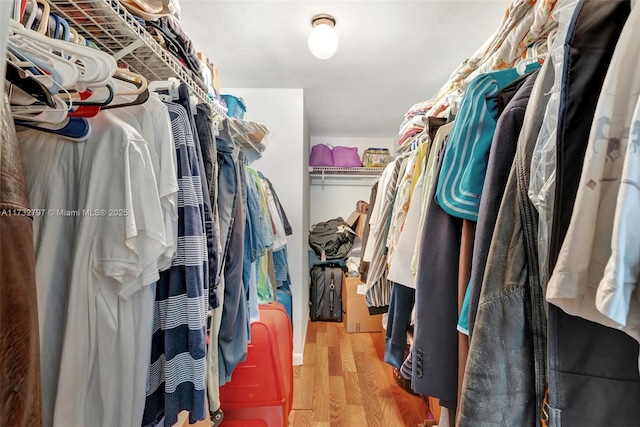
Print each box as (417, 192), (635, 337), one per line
(112, 68), (148, 95)
(60, 84), (115, 107)
(514, 41), (546, 76)
(7, 49), (75, 124)
(37, 16), (109, 85)
(6, 48), (68, 94)
(515, 55), (544, 76)
(8, 23), (80, 89)
(51, 14), (71, 42)
(69, 27), (79, 44)
(102, 77), (149, 110)
(65, 85), (114, 116)
(15, 117), (91, 142)
(35, 0), (50, 34)
(22, 0), (39, 30)
(11, 95), (70, 124)
(13, 0), (22, 21)
(9, 20), (117, 88)
(148, 76), (181, 100)
(5, 60), (57, 108)
(26, 0), (51, 34)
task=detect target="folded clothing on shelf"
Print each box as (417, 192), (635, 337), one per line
(145, 16), (205, 85)
(120, 0), (171, 21)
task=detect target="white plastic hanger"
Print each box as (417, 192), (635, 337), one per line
(11, 95), (70, 124)
(6, 48), (69, 93)
(23, 0), (39, 30)
(515, 38), (548, 75)
(7, 33), (80, 89)
(9, 20), (117, 88)
(148, 77), (181, 100)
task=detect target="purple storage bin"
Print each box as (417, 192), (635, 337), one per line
(309, 144), (334, 166)
(332, 146), (361, 168)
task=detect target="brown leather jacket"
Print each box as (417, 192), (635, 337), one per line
(0, 94), (43, 426)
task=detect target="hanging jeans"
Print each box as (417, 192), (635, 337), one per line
(195, 102), (221, 306)
(245, 170), (267, 263)
(546, 1), (640, 426)
(218, 151), (249, 385)
(195, 103), (219, 203)
(272, 247), (289, 283)
(216, 123), (239, 277)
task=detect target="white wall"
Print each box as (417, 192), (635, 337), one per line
(309, 136), (394, 225)
(224, 88), (309, 365)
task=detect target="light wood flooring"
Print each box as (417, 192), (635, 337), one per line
(289, 321), (432, 427)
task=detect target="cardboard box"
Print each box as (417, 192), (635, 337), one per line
(343, 275), (382, 333)
(197, 52), (220, 93)
(345, 211), (367, 239)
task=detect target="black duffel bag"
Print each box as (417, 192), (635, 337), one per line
(309, 217), (355, 260)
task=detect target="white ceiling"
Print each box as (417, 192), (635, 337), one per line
(180, 1), (511, 138)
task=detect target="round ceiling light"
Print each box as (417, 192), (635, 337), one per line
(308, 14), (338, 60)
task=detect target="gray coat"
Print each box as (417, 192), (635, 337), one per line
(458, 57), (554, 427)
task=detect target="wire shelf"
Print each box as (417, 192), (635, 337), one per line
(309, 167), (384, 189)
(46, 0), (265, 156)
(309, 167), (385, 175)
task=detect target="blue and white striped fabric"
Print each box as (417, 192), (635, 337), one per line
(143, 103), (209, 427)
(435, 65), (539, 221)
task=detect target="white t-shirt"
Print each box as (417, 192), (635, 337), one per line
(19, 112), (166, 427)
(546, 4), (640, 338)
(388, 152), (428, 288)
(110, 98), (178, 427)
(111, 94), (179, 273)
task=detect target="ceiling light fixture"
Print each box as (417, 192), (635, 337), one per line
(308, 14), (338, 60)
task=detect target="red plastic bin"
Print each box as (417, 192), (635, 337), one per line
(220, 303), (293, 427)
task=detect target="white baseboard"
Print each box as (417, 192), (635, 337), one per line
(293, 352), (304, 366)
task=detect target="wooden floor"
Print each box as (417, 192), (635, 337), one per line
(289, 321), (432, 427)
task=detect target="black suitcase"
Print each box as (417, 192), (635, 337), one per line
(310, 264), (344, 322)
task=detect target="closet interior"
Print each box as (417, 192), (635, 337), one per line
(1, 0), (640, 426)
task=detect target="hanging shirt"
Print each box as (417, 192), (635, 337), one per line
(435, 65), (539, 221)
(387, 154), (416, 266)
(108, 96), (178, 427)
(426, 0), (556, 115)
(388, 142), (431, 288)
(143, 102), (209, 427)
(145, 95), (180, 271)
(547, 3), (640, 341)
(362, 162), (397, 263)
(261, 176), (287, 251)
(19, 112), (166, 427)
(364, 156), (406, 310)
(600, 101), (640, 340)
(528, 0), (581, 284)
(409, 136), (431, 198)
(411, 122), (455, 276)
